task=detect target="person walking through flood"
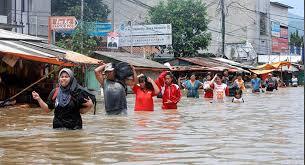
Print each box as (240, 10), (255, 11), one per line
(181, 74), (203, 98)
(233, 73), (246, 91)
(32, 68), (94, 130)
(251, 74), (262, 93)
(203, 74), (213, 99)
(156, 71), (182, 110)
(264, 73), (278, 92)
(95, 62), (134, 115)
(291, 75), (298, 87)
(132, 74), (160, 111)
(222, 69), (230, 86)
(209, 74), (229, 102)
(232, 89), (245, 103)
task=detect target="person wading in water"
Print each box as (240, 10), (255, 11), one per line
(181, 74), (203, 98)
(95, 62), (134, 115)
(132, 74), (160, 111)
(156, 71), (182, 110)
(32, 68), (94, 130)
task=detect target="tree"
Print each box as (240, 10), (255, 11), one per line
(148, 0), (211, 57)
(56, 23), (97, 55)
(51, 0), (109, 55)
(51, 0), (109, 22)
(290, 30), (303, 47)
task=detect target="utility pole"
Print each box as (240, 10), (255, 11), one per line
(112, 0), (115, 31)
(221, 0), (225, 58)
(27, 0), (30, 34)
(81, 0), (84, 54)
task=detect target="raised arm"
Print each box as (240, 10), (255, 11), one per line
(131, 65), (138, 84)
(155, 71), (168, 88)
(94, 63), (108, 87)
(32, 91), (51, 113)
(147, 77), (160, 95)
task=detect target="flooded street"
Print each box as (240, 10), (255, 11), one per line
(0, 87), (303, 164)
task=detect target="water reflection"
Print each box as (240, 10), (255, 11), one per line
(0, 87), (303, 164)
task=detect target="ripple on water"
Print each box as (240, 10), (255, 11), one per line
(0, 87), (303, 164)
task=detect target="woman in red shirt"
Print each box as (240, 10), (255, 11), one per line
(133, 75), (160, 111)
(156, 71), (182, 110)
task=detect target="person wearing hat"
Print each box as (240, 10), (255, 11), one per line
(95, 63), (133, 115)
(32, 68), (94, 129)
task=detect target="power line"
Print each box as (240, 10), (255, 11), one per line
(229, 4), (304, 31)
(228, 2), (304, 20)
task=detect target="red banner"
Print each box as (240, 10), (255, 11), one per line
(272, 37), (288, 53)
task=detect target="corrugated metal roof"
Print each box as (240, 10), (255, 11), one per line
(0, 29), (46, 41)
(213, 58), (255, 69)
(0, 29), (101, 65)
(175, 57), (250, 73)
(177, 57), (233, 68)
(94, 51), (167, 69)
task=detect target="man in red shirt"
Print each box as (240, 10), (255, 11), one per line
(156, 71), (182, 110)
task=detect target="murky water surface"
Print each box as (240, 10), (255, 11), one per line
(0, 87), (303, 164)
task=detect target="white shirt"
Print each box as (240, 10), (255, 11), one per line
(292, 78), (298, 85)
(232, 97), (244, 103)
(213, 83), (227, 102)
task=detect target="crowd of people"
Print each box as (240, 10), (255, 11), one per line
(31, 63), (299, 130)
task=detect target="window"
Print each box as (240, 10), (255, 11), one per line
(260, 12), (267, 35)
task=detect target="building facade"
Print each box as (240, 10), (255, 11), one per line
(0, 0), (50, 37)
(270, 1), (292, 55)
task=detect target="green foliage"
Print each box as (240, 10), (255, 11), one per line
(52, 0), (110, 55)
(290, 30), (304, 47)
(148, 0), (211, 57)
(51, 0), (109, 22)
(56, 23), (97, 55)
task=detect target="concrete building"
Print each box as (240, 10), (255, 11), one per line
(206, 0), (272, 61)
(257, 1), (298, 64)
(104, 0), (274, 61)
(103, 0), (153, 31)
(0, 0), (50, 37)
(270, 1), (292, 54)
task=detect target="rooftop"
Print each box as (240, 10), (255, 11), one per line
(94, 51), (168, 70)
(270, 1), (293, 9)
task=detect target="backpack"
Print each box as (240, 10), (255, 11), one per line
(52, 87), (97, 114)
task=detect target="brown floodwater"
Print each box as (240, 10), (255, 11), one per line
(0, 87), (303, 164)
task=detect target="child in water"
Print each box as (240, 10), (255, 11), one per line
(232, 89), (244, 103)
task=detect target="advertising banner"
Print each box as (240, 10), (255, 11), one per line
(107, 32), (119, 49)
(88, 22), (112, 37)
(271, 21), (280, 37)
(280, 27), (288, 38)
(49, 16), (78, 31)
(119, 24), (172, 36)
(119, 35), (172, 47)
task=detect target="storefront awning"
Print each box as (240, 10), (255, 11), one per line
(250, 69), (275, 75)
(0, 37), (101, 66)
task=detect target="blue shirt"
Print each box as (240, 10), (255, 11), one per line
(251, 78), (261, 90)
(184, 80), (202, 98)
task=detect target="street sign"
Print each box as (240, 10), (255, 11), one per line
(107, 32), (119, 49)
(119, 35), (172, 47)
(49, 16), (78, 31)
(119, 24), (172, 36)
(88, 22), (112, 37)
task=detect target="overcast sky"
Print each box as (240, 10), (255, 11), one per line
(272, 0), (304, 17)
